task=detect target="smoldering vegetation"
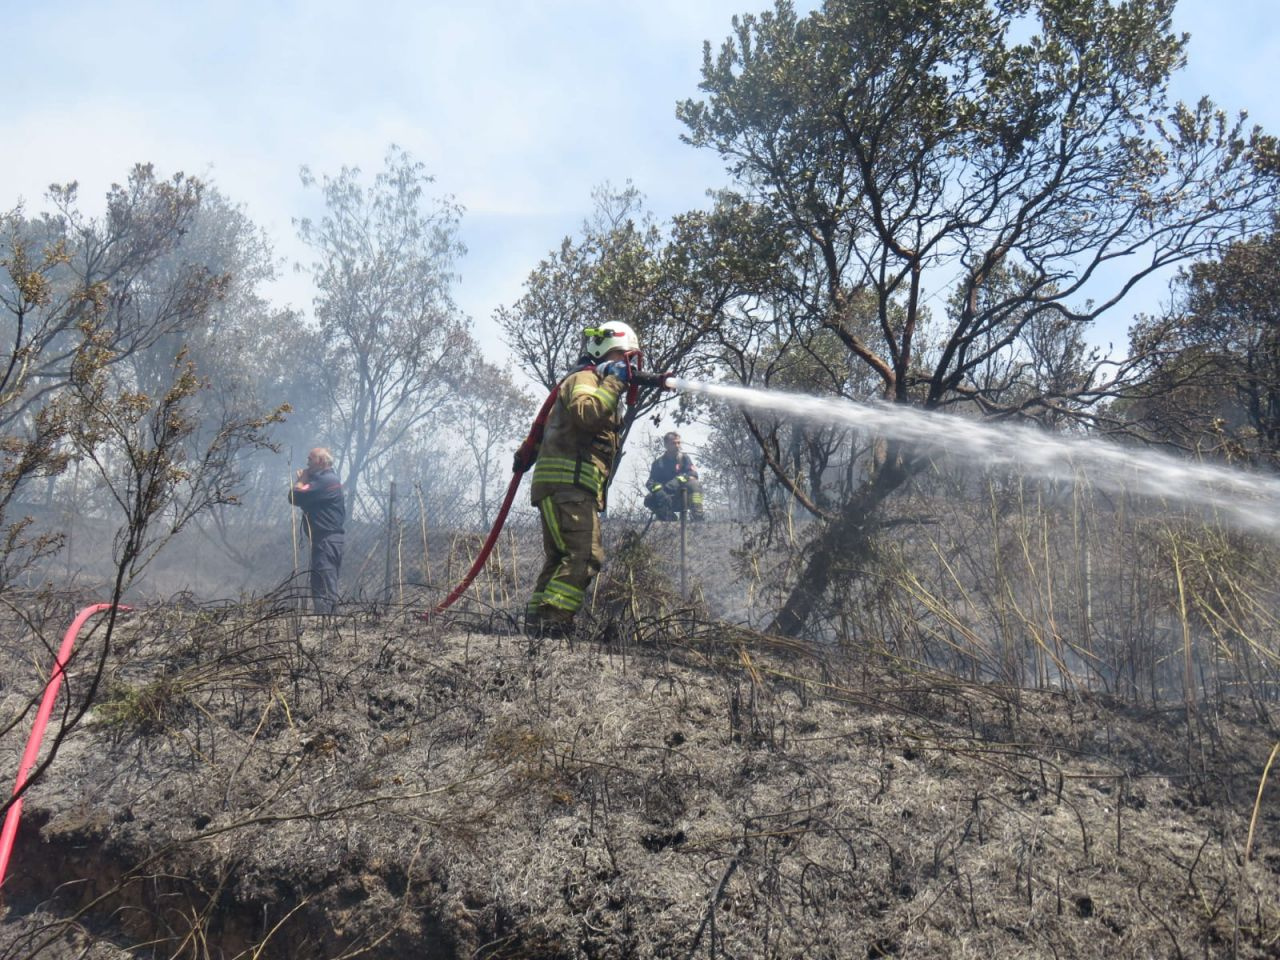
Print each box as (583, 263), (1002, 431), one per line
(2, 485), (1279, 958)
(5, 0), (1280, 953)
(22, 451), (1280, 712)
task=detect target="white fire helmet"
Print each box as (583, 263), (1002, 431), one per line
(582, 321), (640, 360)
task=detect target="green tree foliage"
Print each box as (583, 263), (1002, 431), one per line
(678, 0), (1279, 637)
(1128, 221), (1280, 466)
(297, 146), (478, 515)
(499, 183), (785, 408)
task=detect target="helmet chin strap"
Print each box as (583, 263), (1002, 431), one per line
(621, 349), (644, 406)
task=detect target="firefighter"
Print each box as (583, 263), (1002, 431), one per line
(518, 322), (640, 638)
(644, 431), (705, 522)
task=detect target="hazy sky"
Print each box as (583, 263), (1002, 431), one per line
(3, 0), (1278, 344)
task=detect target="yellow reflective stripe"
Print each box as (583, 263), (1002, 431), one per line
(539, 497), (566, 553)
(571, 383), (619, 400)
(544, 579), (585, 612)
(532, 457), (604, 495)
(546, 579), (584, 601)
(571, 384), (619, 410)
(533, 472), (603, 494)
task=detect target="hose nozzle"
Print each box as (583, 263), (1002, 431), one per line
(634, 370), (675, 390)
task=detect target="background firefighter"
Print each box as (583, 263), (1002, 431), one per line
(644, 431), (705, 522)
(517, 323), (640, 637)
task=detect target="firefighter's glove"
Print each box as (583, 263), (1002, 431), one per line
(599, 360), (633, 383)
(512, 440), (538, 474)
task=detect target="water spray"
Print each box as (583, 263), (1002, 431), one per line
(657, 376), (1280, 539)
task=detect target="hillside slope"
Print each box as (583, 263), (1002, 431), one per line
(1, 604), (1278, 958)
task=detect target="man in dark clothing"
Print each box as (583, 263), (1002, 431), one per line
(645, 432), (705, 521)
(288, 447), (345, 614)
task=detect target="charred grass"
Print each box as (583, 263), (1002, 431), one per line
(0, 582), (1278, 958)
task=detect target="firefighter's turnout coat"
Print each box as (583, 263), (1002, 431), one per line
(645, 452), (705, 520)
(647, 451), (699, 486)
(526, 364), (626, 624)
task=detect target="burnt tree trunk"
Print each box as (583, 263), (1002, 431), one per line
(769, 452), (913, 638)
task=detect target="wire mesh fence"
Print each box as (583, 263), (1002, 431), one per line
(22, 471), (1280, 712)
(335, 482), (528, 607)
(334, 483), (715, 618)
(16, 481), (722, 620)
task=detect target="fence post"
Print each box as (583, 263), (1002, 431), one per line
(680, 484), (688, 598)
(416, 482), (430, 591)
(384, 481), (397, 607)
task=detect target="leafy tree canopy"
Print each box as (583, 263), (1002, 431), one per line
(675, 0), (1279, 637)
(1128, 218), (1280, 466)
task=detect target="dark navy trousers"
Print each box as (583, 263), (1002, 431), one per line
(309, 533), (343, 614)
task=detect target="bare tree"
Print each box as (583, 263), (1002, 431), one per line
(296, 145), (477, 515)
(450, 358), (537, 528)
(1, 168), (221, 426)
(1, 166), (229, 584)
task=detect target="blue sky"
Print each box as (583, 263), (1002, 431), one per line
(4, 0), (785, 328)
(3, 0), (1277, 345)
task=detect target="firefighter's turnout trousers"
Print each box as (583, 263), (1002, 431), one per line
(528, 488), (604, 625)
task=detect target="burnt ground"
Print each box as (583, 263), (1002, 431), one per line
(0, 598), (1278, 959)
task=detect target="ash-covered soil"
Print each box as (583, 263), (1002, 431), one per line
(1, 599), (1278, 959)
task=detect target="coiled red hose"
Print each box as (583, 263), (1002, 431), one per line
(0, 603), (127, 887)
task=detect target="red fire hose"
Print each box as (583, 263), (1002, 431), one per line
(421, 380), (563, 620)
(0, 602), (128, 888)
